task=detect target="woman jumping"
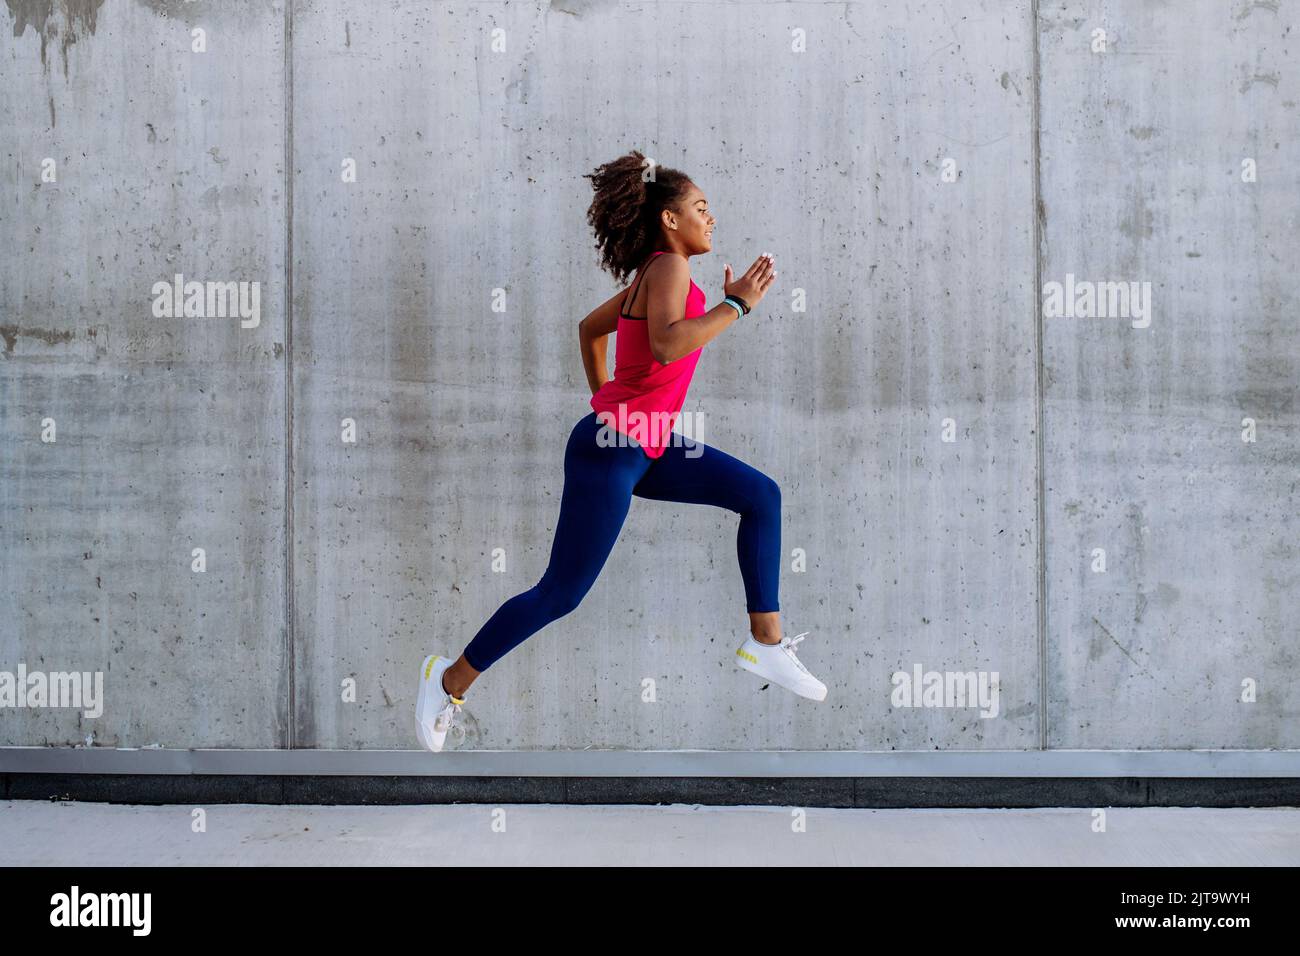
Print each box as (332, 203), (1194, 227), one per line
(416, 151), (828, 752)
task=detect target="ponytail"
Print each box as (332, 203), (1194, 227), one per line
(584, 151), (693, 285)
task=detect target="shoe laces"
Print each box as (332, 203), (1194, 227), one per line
(781, 632), (813, 675)
(433, 696), (463, 734)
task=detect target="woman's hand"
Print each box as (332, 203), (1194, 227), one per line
(723, 253), (777, 311)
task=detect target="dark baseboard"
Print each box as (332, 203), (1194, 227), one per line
(4, 774), (1299, 807)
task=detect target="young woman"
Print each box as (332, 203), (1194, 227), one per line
(416, 151), (828, 752)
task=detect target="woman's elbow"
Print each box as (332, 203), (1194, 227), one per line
(648, 334), (677, 364)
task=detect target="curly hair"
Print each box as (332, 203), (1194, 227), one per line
(583, 151), (695, 286)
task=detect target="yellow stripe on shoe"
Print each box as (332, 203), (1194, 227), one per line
(736, 647), (759, 665)
(424, 655), (441, 680)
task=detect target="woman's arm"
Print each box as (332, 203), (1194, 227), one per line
(578, 285), (629, 395)
(643, 254), (741, 365)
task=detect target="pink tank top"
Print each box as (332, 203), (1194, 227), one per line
(589, 251), (707, 459)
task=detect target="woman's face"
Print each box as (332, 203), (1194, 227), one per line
(667, 183), (714, 255)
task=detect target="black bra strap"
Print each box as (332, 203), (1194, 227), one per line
(620, 252), (662, 319)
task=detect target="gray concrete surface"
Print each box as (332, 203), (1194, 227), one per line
(1, 0), (289, 749)
(1, 1), (1296, 756)
(1039, 2), (1300, 749)
(1, 800), (1298, 865)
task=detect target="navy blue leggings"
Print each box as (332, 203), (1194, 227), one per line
(462, 411), (781, 672)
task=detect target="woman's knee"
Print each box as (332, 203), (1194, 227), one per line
(535, 577), (587, 620)
(750, 471), (781, 516)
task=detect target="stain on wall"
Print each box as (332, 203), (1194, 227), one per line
(4, 0), (105, 76)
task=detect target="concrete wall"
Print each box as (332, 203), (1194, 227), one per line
(2, 0), (289, 749)
(1, 0), (1295, 753)
(1039, 0), (1299, 748)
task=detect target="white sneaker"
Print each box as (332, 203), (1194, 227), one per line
(415, 654), (465, 752)
(734, 632), (828, 701)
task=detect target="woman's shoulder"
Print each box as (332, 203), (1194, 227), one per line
(643, 250), (691, 278)
(635, 251), (696, 297)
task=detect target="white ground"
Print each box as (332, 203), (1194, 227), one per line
(2, 802), (1298, 865)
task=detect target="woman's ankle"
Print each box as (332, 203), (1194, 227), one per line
(441, 671), (466, 699)
(748, 611), (782, 645)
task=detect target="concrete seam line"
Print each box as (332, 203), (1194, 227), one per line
(283, 0), (296, 750)
(1030, 0), (1049, 752)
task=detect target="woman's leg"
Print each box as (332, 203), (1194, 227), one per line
(630, 436), (783, 644)
(447, 414), (649, 695)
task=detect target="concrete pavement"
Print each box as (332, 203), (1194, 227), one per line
(2, 800), (1297, 866)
